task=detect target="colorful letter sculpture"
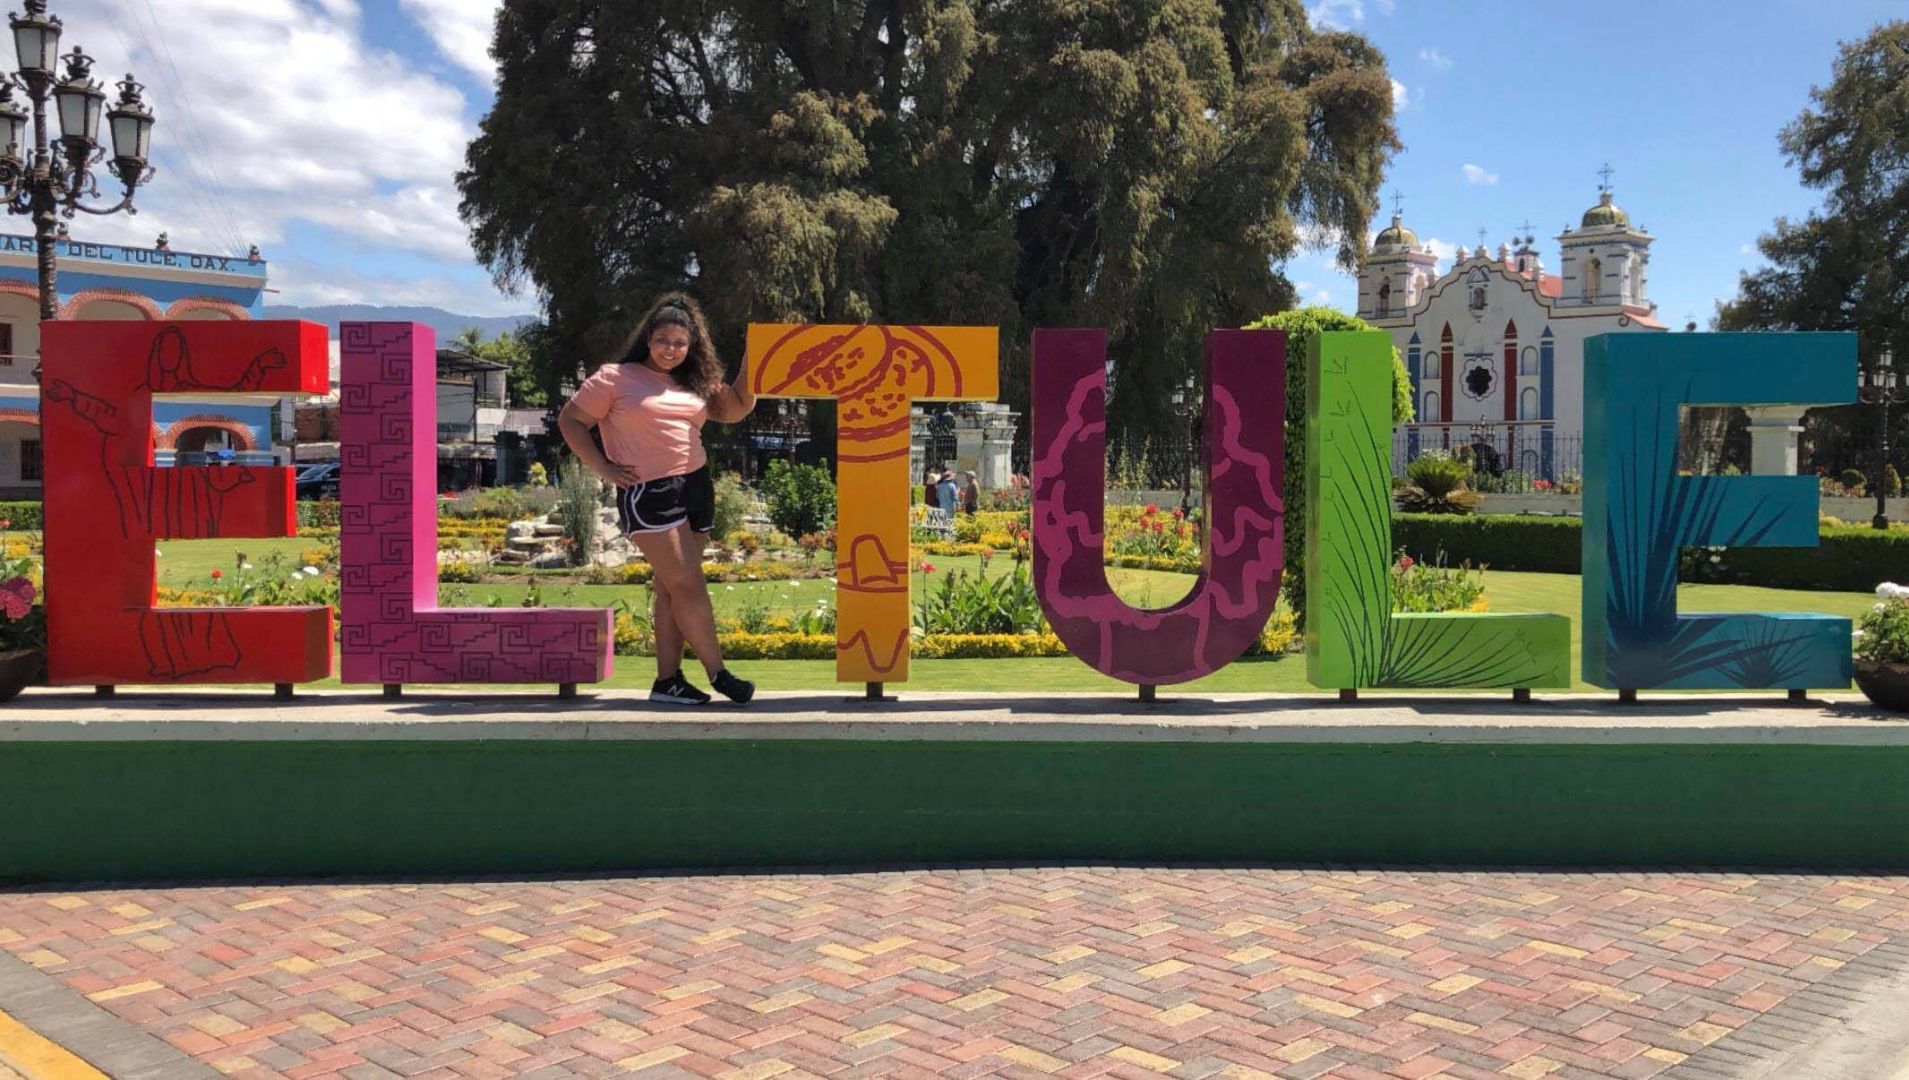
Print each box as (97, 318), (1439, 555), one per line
(1582, 332), (1854, 691)
(1307, 332), (1569, 689)
(1030, 329), (1286, 685)
(42, 321), (333, 686)
(748, 324), (998, 683)
(338, 323), (612, 687)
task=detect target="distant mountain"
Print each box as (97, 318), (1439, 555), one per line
(261, 304), (537, 342)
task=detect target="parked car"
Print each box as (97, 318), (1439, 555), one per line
(296, 462), (342, 500)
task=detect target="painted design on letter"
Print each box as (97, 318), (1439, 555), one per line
(1306, 332), (1569, 689)
(338, 323), (612, 686)
(1582, 332), (1854, 690)
(1030, 329), (1284, 685)
(41, 321), (333, 686)
(748, 324), (999, 682)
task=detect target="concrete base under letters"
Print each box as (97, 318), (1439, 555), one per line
(4, 690), (1909, 882)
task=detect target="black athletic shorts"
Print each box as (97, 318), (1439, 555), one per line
(616, 466), (715, 536)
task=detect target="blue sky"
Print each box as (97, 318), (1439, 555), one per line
(1287, 0), (1904, 329)
(51, 1), (1901, 323)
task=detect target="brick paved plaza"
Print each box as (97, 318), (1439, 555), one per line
(3, 867), (1909, 1079)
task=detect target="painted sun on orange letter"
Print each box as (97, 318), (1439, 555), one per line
(748, 324), (998, 683)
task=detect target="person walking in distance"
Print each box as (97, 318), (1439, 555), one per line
(559, 293), (758, 705)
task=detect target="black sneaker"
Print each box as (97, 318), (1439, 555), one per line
(710, 668), (755, 704)
(649, 673), (711, 705)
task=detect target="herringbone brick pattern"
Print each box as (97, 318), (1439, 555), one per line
(1, 869), (1906, 1079)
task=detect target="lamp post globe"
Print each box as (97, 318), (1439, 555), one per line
(0, 0), (154, 359)
(9, 0), (59, 90)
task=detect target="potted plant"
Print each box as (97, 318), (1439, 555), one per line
(1855, 583), (1909, 712)
(0, 550), (43, 701)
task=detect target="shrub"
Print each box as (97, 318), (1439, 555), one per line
(1392, 513), (1909, 590)
(1242, 306), (1414, 631)
(759, 460), (835, 539)
(556, 458), (600, 566)
(1842, 468), (1869, 492)
(1395, 454), (1478, 515)
(1406, 452), (1468, 498)
(297, 499), (340, 529)
(1389, 551), (1489, 613)
(0, 501), (42, 531)
(1859, 585), (1909, 663)
(1890, 465), (1903, 499)
(915, 560), (1045, 635)
(712, 474), (752, 540)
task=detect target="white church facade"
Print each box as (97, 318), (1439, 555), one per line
(1356, 187), (1665, 480)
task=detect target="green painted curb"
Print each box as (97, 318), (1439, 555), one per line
(6, 738), (1909, 881)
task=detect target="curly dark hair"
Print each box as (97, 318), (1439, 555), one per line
(618, 292), (724, 401)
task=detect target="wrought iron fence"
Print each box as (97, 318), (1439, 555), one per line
(1392, 425), (1583, 484)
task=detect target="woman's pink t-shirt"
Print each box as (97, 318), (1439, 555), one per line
(568, 362), (709, 482)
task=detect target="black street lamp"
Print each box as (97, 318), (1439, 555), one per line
(0, 0), (154, 351)
(1859, 344), (1901, 530)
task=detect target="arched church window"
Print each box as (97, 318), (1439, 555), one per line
(1423, 391), (1439, 419)
(1629, 260), (1642, 300)
(1583, 257), (1602, 303)
(1470, 287), (1486, 311)
(1519, 387), (1539, 420)
(1376, 281), (1391, 317)
(1520, 346), (1538, 376)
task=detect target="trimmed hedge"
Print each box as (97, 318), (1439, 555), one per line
(1394, 513), (1909, 592)
(0, 501), (41, 530)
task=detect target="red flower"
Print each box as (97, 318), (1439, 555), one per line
(1144, 503), (1159, 515)
(920, 561), (936, 574)
(0, 518), (10, 530)
(210, 569), (223, 580)
(0, 577), (31, 620)
(1172, 508), (1184, 520)
(1398, 556), (1415, 571)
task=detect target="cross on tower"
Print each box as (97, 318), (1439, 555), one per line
(1516, 218), (1535, 238)
(1391, 189), (1404, 216)
(1477, 226), (1488, 248)
(1597, 162), (1614, 192)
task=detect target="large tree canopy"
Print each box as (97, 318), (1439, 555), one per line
(1715, 21), (1909, 476)
(1717, 21), (1907, 358)
(458, 0), (1399, 456)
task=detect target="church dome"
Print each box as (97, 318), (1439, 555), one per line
(1374, 213), (1419, 250)
(1581, 191), (1630, 229)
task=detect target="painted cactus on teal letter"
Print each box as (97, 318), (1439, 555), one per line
(1582, 333), (1854, 690)
(1306, 331), (1569, 689)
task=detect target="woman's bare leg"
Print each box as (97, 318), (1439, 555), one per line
(648, 571), (685, 679)
(631, 526), (724, 679)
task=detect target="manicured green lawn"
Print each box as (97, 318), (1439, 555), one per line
(134, 539), (1875, 694)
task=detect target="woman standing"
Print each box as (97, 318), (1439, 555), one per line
(559, 293), (757, 705)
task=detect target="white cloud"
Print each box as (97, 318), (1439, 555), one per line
(1311, 288), (1334, 305)
(1422, 237), (1458, 267)
(1391, 79), (1409, 110)
(1419, 47), (1453, 69)
(399, 0), (499, 81)
(45, 0), (522, 315)
(1739, 243), (1755, 255)
(1308, 0), (1365, 29)
(268, 260), (530, 318)
(1461, 163), (1499, 185)
(1375, 0), (1396, 13)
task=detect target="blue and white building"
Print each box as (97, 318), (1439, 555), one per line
(0, 234), (270, 498)
(1357, 187), (1666, 480)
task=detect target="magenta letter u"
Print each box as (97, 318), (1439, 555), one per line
(1030, 329), (1285, 685)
